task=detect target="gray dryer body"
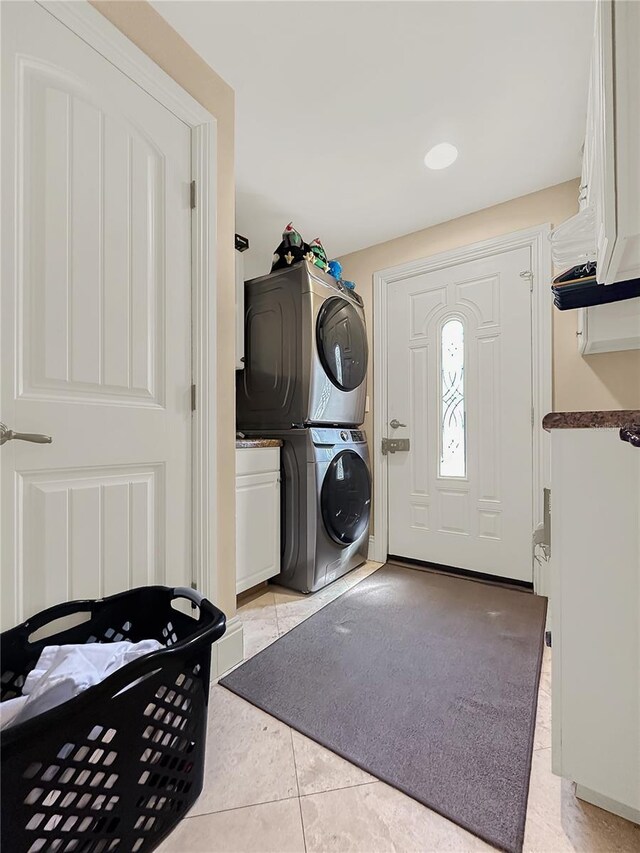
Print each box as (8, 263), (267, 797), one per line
(237, 262), (368, 429)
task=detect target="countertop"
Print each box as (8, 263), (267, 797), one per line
(235, 438), (283, 449)
(542, 410), (640, 431)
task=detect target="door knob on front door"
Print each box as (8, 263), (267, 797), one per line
(0, 423), (52, 446)
(389, 419), (406, 429)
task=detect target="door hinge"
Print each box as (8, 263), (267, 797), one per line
(531, 406), (535, 428)
(190, 180), (196, 210)
(520, 270), (534, 292)
(191, 384), (196, 411)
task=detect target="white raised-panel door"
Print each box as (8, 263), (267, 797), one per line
(1, 2), (192, 628)
(387, 247), (533, 582)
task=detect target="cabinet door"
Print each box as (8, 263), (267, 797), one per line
(608, 0), (640, 283)
(236, 470), (280, 594)
(592, 0), (616, 282)
(551, 429), (640, 812)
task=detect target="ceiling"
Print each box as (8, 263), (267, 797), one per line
(154, 1), (595, 279)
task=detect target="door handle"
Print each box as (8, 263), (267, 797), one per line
(0, 423), (52, 446)
(389, 419), (407, 430)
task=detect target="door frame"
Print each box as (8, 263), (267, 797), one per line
(37, 1), (219, 600)
(371, 224), (552, 591)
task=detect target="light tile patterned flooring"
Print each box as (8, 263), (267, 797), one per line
(159, 562), (640, 853)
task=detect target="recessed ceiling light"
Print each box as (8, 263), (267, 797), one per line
(424, 143), (458, 170)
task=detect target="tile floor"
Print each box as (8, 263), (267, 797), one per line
(159, 562), (640, 853)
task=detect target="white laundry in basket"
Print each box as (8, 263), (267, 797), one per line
(1, 639), (162, 730)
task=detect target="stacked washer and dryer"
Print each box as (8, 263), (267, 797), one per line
(237, 260), (371, 593)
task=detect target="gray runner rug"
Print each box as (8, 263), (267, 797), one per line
(221, 562), (547, 853)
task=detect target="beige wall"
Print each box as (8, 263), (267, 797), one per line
(92, 1), (237, 617)
(339, 179), (640, 462)
(554, 300), (640, 411)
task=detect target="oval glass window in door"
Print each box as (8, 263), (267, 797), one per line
(440, 317), (466, 477)
(316, 297), (368, 391)
(321, 450), (371, 546)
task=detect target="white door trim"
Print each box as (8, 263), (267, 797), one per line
(372, 224), (552, 591)
(37, 1), (219, 601)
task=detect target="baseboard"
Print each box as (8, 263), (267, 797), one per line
(210, 615), (244, 679)
(368, 535), (377, 562)
(575, 784), (640, 825)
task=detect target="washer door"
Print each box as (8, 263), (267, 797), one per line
(321, 450), (371, 546)
(316, 297), (368, 391)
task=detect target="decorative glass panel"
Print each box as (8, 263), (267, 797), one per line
(440, 319), (466, 477)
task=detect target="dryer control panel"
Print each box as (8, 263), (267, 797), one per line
(311, 428), (367, 446)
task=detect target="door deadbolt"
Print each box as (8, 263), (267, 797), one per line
(381, 437), (410, 455)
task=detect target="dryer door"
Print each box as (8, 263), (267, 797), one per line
(316, 297), (368, 391)
(320, 450), (371, 546)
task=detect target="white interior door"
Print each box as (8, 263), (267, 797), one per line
(387, 246), (533, 582)
(1, 1), (192, 628)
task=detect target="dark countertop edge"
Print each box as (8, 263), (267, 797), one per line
(543, 410), (640, 431)
(235, 438), (283, 449)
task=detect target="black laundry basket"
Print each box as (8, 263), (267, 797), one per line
(0, 586), (226, 853)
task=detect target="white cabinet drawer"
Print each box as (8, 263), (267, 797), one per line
(236, 446), (280, 476)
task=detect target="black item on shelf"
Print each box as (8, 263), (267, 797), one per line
(552, 275), (640, 311)
(1, 586), (226, 853)
(553, 262), (597, 287)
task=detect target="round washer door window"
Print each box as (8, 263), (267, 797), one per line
(321, 450), (371, 547)
(316, 297), (368, 391)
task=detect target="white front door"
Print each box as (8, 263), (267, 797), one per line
(386, 247), (533, 582)
(1, 2), (193, 628)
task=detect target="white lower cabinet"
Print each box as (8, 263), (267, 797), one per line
(235, 447), (281, 594)
(550, 428), (640, 823)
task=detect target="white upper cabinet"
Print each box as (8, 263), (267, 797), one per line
(589, 0), (640, 285)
